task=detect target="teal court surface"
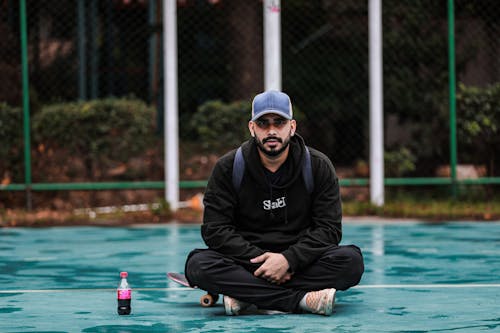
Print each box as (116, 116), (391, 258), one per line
(1, 221), (499, 332)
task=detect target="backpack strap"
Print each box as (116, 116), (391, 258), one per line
(303, 146), (314, 194)
(232, 145), (314, 194)
(232, 146), (245, 192)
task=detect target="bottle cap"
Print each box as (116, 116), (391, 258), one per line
(120, 271), (128, 278)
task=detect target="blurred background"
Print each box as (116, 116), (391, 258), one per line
(1, 0), (499, 212)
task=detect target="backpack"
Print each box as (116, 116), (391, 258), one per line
(232, 146), (314, 194)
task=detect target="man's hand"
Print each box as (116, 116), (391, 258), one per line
(251, 252), (292, 285)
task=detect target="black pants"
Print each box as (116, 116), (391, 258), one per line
(184, 245), (364, 313)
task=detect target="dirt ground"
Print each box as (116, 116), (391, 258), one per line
(0, 186), (368, 228)
(0, 205), (203, 228)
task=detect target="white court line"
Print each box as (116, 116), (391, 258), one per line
(354, 284), (500, 289)
(1, 284), (500, 293)
(0, 287), (186, 293)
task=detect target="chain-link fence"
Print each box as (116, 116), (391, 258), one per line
(283, 0), (368, 175)
(0, 1), (21, 107)
(1, 0), (499, 209)
(381, 0), (500, 181)
(179, 0), (500, 183)
(455, 1), (500, 180)
(1, 0), (163, 208)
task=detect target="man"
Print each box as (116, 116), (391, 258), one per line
(184, 90), (364, 316)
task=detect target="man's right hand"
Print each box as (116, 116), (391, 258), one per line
(251, 252), (293, 284)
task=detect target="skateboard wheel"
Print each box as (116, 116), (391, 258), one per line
(200, 294), (217, 307)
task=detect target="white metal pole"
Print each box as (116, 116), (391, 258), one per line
(263, 0), (282, 91)
(369, 0), (384, 206)
(163, 0), (179, 211)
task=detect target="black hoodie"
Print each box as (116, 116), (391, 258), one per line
(201, 134), (342, 273)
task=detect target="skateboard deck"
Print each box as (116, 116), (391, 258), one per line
(167, 272), (219, 307)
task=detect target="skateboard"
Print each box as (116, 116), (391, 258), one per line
(167, 272), (219, 307)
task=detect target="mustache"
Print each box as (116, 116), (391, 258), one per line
(263, 137), (283, 144)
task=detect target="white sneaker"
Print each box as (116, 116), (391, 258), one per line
(223, 295), (252, 316)
(300, 288), (336, 316)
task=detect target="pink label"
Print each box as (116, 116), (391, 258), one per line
(118, 289), (131, 300)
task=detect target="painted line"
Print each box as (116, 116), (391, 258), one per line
(354, 284), (500, 289)
(1, 284), (500, 294)
(0, 287), (187, 293)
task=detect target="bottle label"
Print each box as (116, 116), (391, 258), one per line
(117, 289), (131, 300)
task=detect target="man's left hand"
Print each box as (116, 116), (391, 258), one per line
(251, 252), (291, 284)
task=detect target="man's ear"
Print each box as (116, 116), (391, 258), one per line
(248, 121), (255, 137)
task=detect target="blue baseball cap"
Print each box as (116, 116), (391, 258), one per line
(251, 90), (293, 121)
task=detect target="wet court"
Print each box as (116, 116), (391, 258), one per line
(1, 221), (499, 332)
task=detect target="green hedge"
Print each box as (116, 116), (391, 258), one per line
(189, 100), (252, 151)
(0, 98), (156, 182)
(34, 98), (155, 157)
(33, 98), (156, 178)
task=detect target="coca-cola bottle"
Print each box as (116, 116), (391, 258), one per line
(117, 271), (132, 315)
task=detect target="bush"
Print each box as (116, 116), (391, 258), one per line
(384, 147), (416, 177)
(189, 100), (252, 152)
(32, 98), (156, 178)
(457, 83), (500, 175)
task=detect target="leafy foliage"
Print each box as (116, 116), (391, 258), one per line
(32, 98), (156, 178)
(385, 147), (416, 177)
(456, 83), (500, 175)
(189, 100), (251, 152)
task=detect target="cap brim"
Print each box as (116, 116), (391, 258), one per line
(251, 110), (292, 121)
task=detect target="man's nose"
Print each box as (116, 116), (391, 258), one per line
(266, 126), (279, 134)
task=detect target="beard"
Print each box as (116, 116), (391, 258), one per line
(254, 132), (292, 157)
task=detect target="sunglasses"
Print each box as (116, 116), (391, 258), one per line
(254, 118), (289, 129)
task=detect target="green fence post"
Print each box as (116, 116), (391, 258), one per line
(77, 0), (87, 100)
(448, 0), (458, 199)
(19, 0), (32, 210)
(90, 0), (99, 99)
(148, 0), (157, 104)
